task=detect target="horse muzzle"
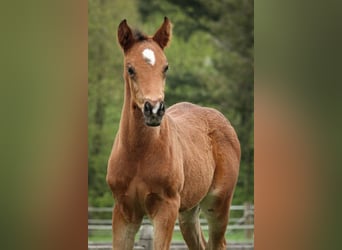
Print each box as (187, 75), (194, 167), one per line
(143, 100), (165, 127)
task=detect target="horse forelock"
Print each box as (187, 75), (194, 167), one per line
(133, 29), (148, 42)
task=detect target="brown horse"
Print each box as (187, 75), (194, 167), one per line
(106, 17), (240, 250)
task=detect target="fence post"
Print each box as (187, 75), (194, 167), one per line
(139, 224), (153, 250)
(244, 202), (253, 240)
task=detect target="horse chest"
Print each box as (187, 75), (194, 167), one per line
(108, 152), (181, 199)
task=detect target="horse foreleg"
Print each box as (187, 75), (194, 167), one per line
(150, 197), (179, 250)
(112, 204), (142, 250)
(179, 205), (206, 250)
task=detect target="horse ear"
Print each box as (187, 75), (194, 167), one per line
(117, 19), (135, 52)
(152, 17), (172, 49)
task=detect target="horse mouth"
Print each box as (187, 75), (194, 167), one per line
(144, 115), (163, 127)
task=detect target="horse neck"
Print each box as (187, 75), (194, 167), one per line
(118, 77), (165, 149)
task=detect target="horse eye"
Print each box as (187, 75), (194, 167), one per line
(163, 65), (169, 73)
(127, 66), (135, 76)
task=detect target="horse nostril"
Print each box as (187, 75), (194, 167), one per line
(158, 101), (165, 116)
(144, 102), (152, 115)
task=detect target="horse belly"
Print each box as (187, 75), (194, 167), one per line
(179, 146), (215, 211)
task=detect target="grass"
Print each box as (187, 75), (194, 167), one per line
(88, 229), (253, 243)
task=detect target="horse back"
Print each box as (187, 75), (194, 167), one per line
(167, 102), (238, 148)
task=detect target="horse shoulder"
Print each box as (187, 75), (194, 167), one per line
(106, 135), (136, 195)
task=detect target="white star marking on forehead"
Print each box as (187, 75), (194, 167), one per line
(142, 48), (156, 66)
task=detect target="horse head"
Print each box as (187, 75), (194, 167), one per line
(117, 17), (172, 127)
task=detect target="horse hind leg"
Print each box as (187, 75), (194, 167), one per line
(200, 191), (234, 250)
(202, 123), (240, 249)
(179, 205), (206, 250)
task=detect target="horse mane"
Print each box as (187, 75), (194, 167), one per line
(133, 29), (148, 42)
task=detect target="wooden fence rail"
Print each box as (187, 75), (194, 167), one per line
(88, 205), (254, 212)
